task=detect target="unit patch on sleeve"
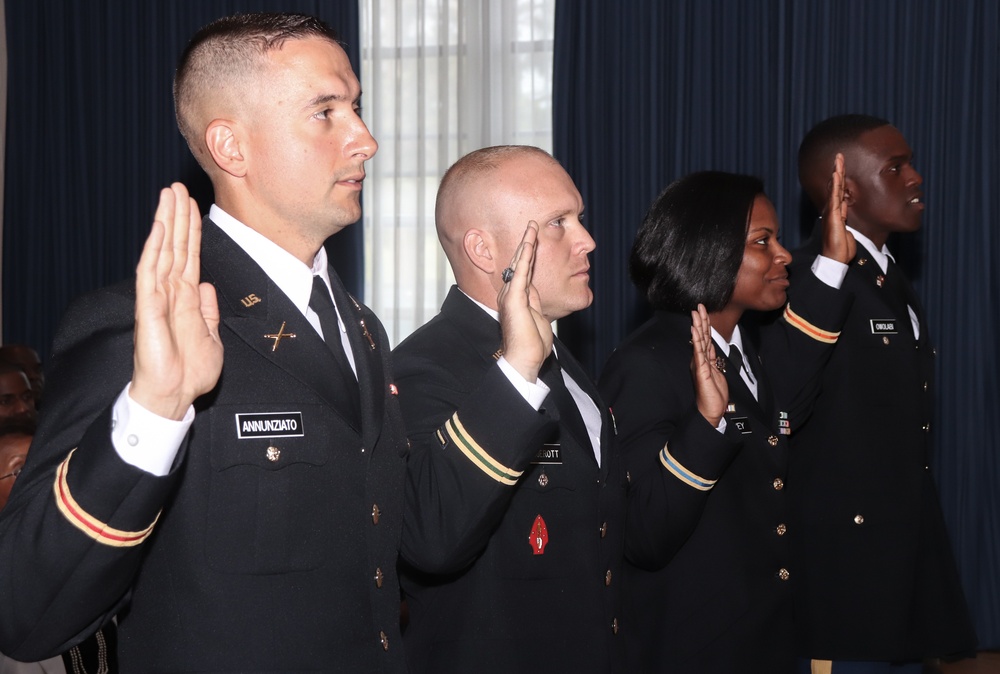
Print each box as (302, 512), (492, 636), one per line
(236, 412), (305, 439)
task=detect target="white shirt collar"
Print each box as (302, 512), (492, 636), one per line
(711, 324), (745, 358)
(847, 225), (895, 274)
(209, 204), (330, 316)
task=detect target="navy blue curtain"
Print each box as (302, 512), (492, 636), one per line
(554, 0), (999, 648)
(2, 0), (362, 359)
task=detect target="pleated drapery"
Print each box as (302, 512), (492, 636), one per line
(2, 0), (362, 357)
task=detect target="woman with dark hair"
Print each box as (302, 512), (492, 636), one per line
(600, 161), (855, 673)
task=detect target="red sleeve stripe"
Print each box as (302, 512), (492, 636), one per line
(783, 304), (840, 344)
(53, 449), (160, 547)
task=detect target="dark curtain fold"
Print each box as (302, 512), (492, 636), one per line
(554, 0), (999, 648)
(2, 0), (362, 358)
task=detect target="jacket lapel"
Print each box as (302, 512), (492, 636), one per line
(553, 336), (602, 469)
(200, 219), (362, 431)
(439, 287), (605, 468)
(327, 267), (384, 449)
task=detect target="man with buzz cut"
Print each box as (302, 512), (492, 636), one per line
(0, 13), (408, 672)
(789, 114), (977, 674)
(393, 145), (734, 673)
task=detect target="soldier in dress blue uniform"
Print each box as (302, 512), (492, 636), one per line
(0, 13), (409, 672)
(600, 166), (855, 673)
(394, 145), (705, 673)
(790, 114), (977, 674)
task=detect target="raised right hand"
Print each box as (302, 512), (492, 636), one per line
(497, 220), (553, 382)
(690, 304), (728, 428)
(820, 153), (855, 264)
(129, 183), (223, 420)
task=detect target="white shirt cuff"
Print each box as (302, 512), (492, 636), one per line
(497, 357), (550, 411)
(111, 383), (194, 476)
(811, 254), (848, 289)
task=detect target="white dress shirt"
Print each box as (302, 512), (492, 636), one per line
(111, 206), (355, 477)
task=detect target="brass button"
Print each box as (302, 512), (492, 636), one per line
(626, 471), (631, 483)
(767, 435), (779, 447)
(266, 446), (281, 462)
(923, 423), (931, 433)
(379, 630), (389, 651)
(605, 570), (612, 586)
(775, 523), (787, 536)
(778, 568), (790, 581)
(923, 381), (929, 392)
(858, 258), (868, 266)
(374, 567), (384, 588)
(854, 514), (864, 525)
(538, 473), (549, 487)
(883, 336), (890, 345)
(371, 504), (381, 525)
(932, 347), (937, 357)
(772, 478), (784, 491)
(599, 521), (608, 538)
(611, 618), (619, 634)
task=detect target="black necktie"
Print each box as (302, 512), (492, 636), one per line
(309, 275), (361, 420)
(538, 354), (592, 454)
(727, 343), (756, 386)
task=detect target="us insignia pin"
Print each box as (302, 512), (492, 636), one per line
(529, 514), (549, 555)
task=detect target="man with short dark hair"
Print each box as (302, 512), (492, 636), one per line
(0, 13), (408, 672)
(789, 114), (977, 673)
(0, 345), (44, 407)
(0, 363), (35, 423)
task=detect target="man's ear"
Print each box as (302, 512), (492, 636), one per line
(464, 229), (497, 274)
(842, 176), (858, 207)
(205, 119), (247, 178)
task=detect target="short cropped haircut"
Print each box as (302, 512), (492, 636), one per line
(435, 145), (557, 229)
(173, 13), (341, 161)
(631, 171), (765, 313)
(798, 114), (891, 207)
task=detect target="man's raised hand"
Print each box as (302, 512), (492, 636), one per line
(130, 183), (223, 420)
